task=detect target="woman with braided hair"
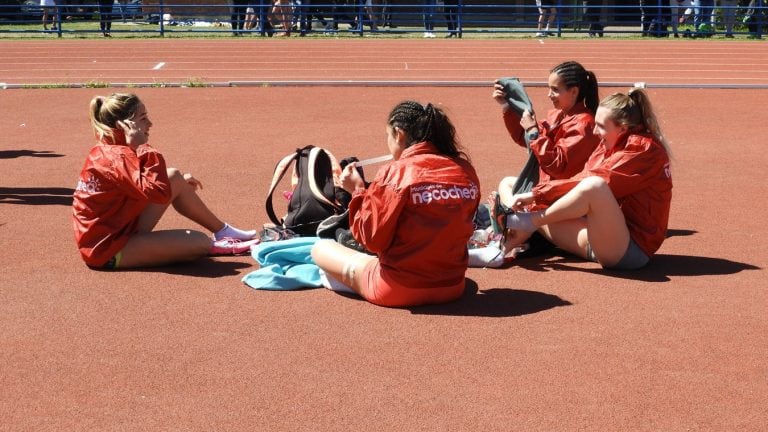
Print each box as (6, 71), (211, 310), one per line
(492, 60), (601, 210)
(312, 101), (481, 307)
(491, 88), (673, 270)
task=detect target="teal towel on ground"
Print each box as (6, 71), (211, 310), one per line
(242, 237), (323, 290)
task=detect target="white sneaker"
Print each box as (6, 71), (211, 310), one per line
(423, 31), (435, 38)
(209, 237), (260, 256)
(535, 32), (546, 37)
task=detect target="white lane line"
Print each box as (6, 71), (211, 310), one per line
(152, 62), (166, 70)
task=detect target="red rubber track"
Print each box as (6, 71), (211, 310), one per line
(1, 39), (768, 85)
(1, 38), (766, 431)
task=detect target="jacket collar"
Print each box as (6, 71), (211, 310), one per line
(401, 141), (438, 159)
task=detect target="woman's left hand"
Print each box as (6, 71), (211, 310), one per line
(183, 173), (203, 190)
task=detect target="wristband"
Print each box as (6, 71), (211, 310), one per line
(524, 126), (539, 143)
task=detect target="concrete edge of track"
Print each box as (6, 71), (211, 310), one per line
(3, 81), (768, 90)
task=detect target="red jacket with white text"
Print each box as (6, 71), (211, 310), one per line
(72, 139), (171, 267)
(349, 142), (480, 290)
(532, 132), (673, 257)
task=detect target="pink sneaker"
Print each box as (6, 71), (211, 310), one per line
(209, 237), (260, 256)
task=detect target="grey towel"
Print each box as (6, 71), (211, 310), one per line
(498, 77), (539, 194)
(498, 77), (534, 117)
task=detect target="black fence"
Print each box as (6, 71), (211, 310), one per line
(0, 0), (765, 38)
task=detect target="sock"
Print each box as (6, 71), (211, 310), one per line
(214, 223), (257, 241)
(319, 270), (355, 294)
(505, 212), (538, 233)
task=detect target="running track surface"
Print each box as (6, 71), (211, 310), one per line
(1, 39), (767, 431)
(2, 39), (768, 85)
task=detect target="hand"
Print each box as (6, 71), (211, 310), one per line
(492, 81), (508, 107)
(510, 192), (534, 212)
(519, 109), (537, 132)
(117, 119), (148, 146)
(183, 173), (203, 190)
(340, 163), (365, 193)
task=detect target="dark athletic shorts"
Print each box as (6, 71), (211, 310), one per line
(587, 238), (649, 270)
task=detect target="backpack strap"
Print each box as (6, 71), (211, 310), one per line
(265, 149), (302, 227)
(307, 147), (343, 211)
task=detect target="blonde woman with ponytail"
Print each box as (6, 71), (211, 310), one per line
(491, 88), (673, 270)
(73, 93), (258, 269)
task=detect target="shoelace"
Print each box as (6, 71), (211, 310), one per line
(216, 237), (246, 253)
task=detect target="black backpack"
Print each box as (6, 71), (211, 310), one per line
(266, 145), (349, 236)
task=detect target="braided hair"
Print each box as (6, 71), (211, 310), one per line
(551, 61), (600, 114)
(387, 101), (468, 160)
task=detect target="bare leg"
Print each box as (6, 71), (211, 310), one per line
(274, 0), (292, 34)
(311, 239), (377, 296)
(365, 4), (378, 30)
(496, 176), (518, 208)
(547, 8), (556, 31)
(118, 229), (211, 268)
(534, 176), (630, 267)
(137, 167), (225, 234)
(116, 167), (257, 268)
(537, 10), (544, 32)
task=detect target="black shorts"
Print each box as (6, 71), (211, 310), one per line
(587, 238), (649, 270)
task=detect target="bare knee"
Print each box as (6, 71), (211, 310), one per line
(576, 176), (611, 197)
(497, 176), (519, 207)
(166, 167), (194, 200)
(166, 167), (184, 183)
(311, 239), (336, 269)
(498, 176), (518, 192)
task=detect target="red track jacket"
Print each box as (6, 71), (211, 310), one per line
(72, 139), (171, 267)
(349, 142), (480, 291)
(503, 104), (600, 183)
(532, 132), (673, 257)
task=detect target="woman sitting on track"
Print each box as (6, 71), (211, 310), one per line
(491, 88), (673, 270)
(311, 101), (481, 307)
(493, 60), (601, 209)
(73, 93), (259, 270)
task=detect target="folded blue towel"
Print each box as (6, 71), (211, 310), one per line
(242, 237), (323, 290)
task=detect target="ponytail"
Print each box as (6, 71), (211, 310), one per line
(583, 70), (599, 114)
(88, 93), (142, 145)
(388, 101), (468, 160)
(628, 88), (671, 157)
(89, 95), (112, 142)
(600, 88), (672, 157)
